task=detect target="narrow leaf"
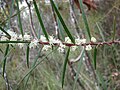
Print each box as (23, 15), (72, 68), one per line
(96, 71), (107, 90)
(3, 44), (9, 77)
(26, 44), (30, 68)
(50, 0), (75, 43)
(33, 0), (49, 41)
(78, 0), (91, 40)
(0, 41), (30, 43)
(16, 0), (24, 36)
(62, 47), (70, 88)
(112, 16), (116, 41)
(8, 0), (14, 28)
(93, 47), (97, 69)
(0, 26), (11, 38)
(96, 23), (105, 42)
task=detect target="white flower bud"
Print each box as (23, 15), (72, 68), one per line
(59, 42), (66, 49)
(10, 37), (17, 41)
(0, 36), (9, 41)
(29, 39), (39, 49)
(18, 34), (24, 41)
(7, 30), (16, 37)
(24, 33), (31, 41)
(49, 35), (55, 45)
(85, 45), (92, 51)
(42, 45), (51, 51)
(65, 37), (71, 43)
(91, 37), (97, 42)
(75, 38), (86, 45)
(71, 46), (77, 51)
(58, 47), (65, 53)
(40, 35), (47, 42)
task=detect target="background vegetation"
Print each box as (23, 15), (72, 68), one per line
(0, 0), (120, 90)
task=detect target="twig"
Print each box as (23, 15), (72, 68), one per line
(85, 50), (97, 81)
(38, 40), (120, 47)
(70, 48), (84, 63)
(0, 40), (120, 46)
(50, 2), (60, 39)
(69, 0), (84, 38)
(25, 0), (37, 38)
(0, 67), (12, 90)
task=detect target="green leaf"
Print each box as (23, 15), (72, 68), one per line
(50, 0), (75, 43)
(0, 26), (11, 38)
(96, 71), (107, 90)
(112, 16), (116, 41)
(16, 0), (24, 36)
(8, 0), (14, 28)
(26, 44), (30, 68)
(62, 47), (70, 88)
(58, 19), (65, 41)
(96, 23), (105, 42)
(2, 44), (9, 77)
(78, 0), (91, 40)
(93, 47), (97, 70)
(33, 0), (49, 41)
(0, 41), (30, 43)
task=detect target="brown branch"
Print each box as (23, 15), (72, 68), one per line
(69, 0), (84, 38)
(38, 40), (120, 47)
(25, 0), (37, 38)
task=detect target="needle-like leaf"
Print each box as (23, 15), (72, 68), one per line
(62, 47), (70, 88)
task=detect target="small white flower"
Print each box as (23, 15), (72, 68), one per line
(85, 45), (92, 51)
(59, 42), (66, 48)
(9, 34), (17, 45)
(17, 43), (24, 49)
(49, 35), (62, 45)
(57, 47), (65, 53)
(7, 30), (16, 37)
(65, 37), (71, 43)
(57, 42), (66, 53)
(24, 33), (31, 41)
(40, 35), (47, 42)
(75, 38), (86, 45)
(80, 39), (86, 44)
(91, 37), (97, 42)
(10, 37), (17, 41)
(0, 30), (3, 35)
(18, 34), (24, 40)
(71, 46), (77, 51)
(42, 45), (51, 51)
(54, 39), (61, 44)
(29, 39), (39, 49)
(6, 30), (18, 42)
(0, 36), (9, 41)
(10, 34), (18, 41)
(49, 35), (55, 45)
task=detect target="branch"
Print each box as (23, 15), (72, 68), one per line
(38, 40), (120, 47)
(25, 0), (37, 38)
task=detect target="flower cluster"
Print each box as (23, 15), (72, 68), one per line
(40, 36), (97, 52)
(0, 30), (97, 52)
(0, 30), (31, 48)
